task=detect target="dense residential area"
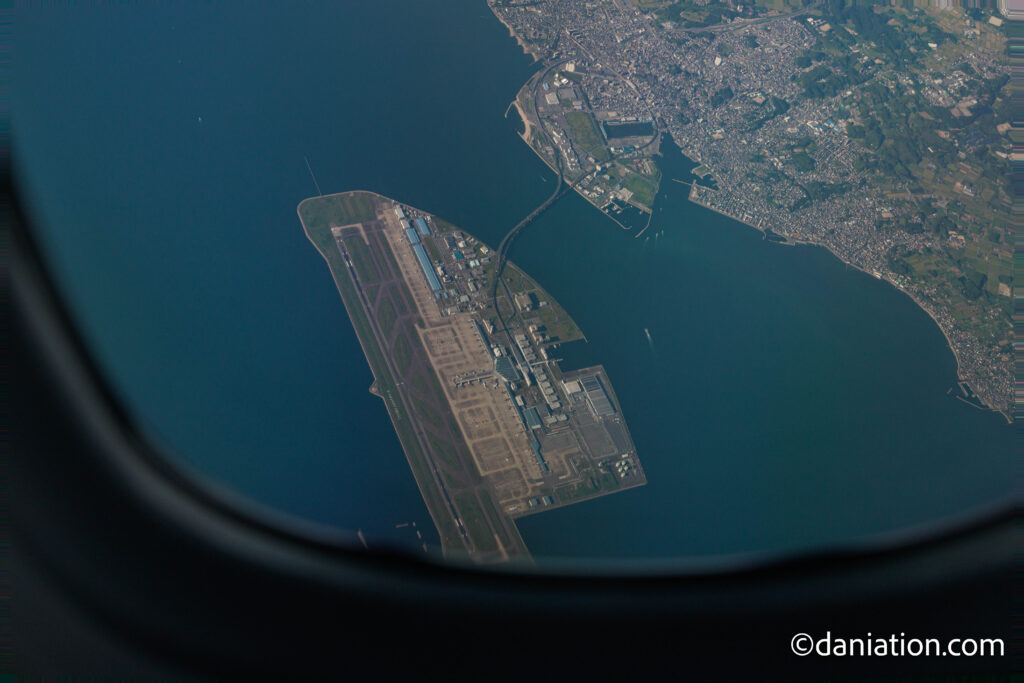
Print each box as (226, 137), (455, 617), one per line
(490, 0), (1012, 415)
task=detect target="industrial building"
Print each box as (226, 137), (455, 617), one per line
(514, 292), (536, 311)
(411, 243), (442, 291)
(580, 374), (615, 417)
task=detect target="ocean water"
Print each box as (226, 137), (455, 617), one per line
(14, 2), (1014, 566)
(514, 138), (1014, 564)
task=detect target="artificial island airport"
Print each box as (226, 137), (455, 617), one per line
(299, 191), (645, 563)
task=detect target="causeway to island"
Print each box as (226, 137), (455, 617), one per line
(299, 191), (645, 564)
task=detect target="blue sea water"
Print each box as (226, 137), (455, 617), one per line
(14, 2), (1014, 565)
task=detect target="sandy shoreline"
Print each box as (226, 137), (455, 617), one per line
(492, 8), (541, 61)
(511, 97), (534, 143)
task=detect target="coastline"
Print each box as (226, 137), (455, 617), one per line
(686, 183), (1010, 422)
(526, 133), (636, 230)
(510, 80), (645, 232)
(488, 7), (1009, 419)
(493, 8), (541, 62)
(511, 96), (534, 143)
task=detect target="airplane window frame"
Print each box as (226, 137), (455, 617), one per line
(10, 167), (1015, 677)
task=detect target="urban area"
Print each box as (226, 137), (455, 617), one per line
(490, 0), (1012, 416)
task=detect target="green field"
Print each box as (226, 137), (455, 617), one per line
(454, 492), (498, 554)
(411, 371), (430, 395)
(298, 192), (375, 237)
(477, 489), (515, 552)
(623, 173), (657, 208)
(378, 236), (405, 285)
(424, 236), (441, 262)
(392, 332), (412, 373)
(500, 262), (584, 344)
(411, 394), (442, 430)
(392, 286), (409, 316)
(555, 470), (619, 505)
(425, 431), (462, 472)
(377, 297), (397, 338)
(533, 303), (582, 344)
(566, 111), (610, 162)
(343, 236), (380, 283)
(434, 218), (459, 232)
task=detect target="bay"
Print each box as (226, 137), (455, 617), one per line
(13, 1), (1013, 566)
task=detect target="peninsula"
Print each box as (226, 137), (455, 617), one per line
(299, 191), (645, 563)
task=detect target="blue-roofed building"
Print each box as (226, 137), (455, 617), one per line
(405, 227), (421, 244)
(414, 217), (430, 236)
(411, 244), (442, 291)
